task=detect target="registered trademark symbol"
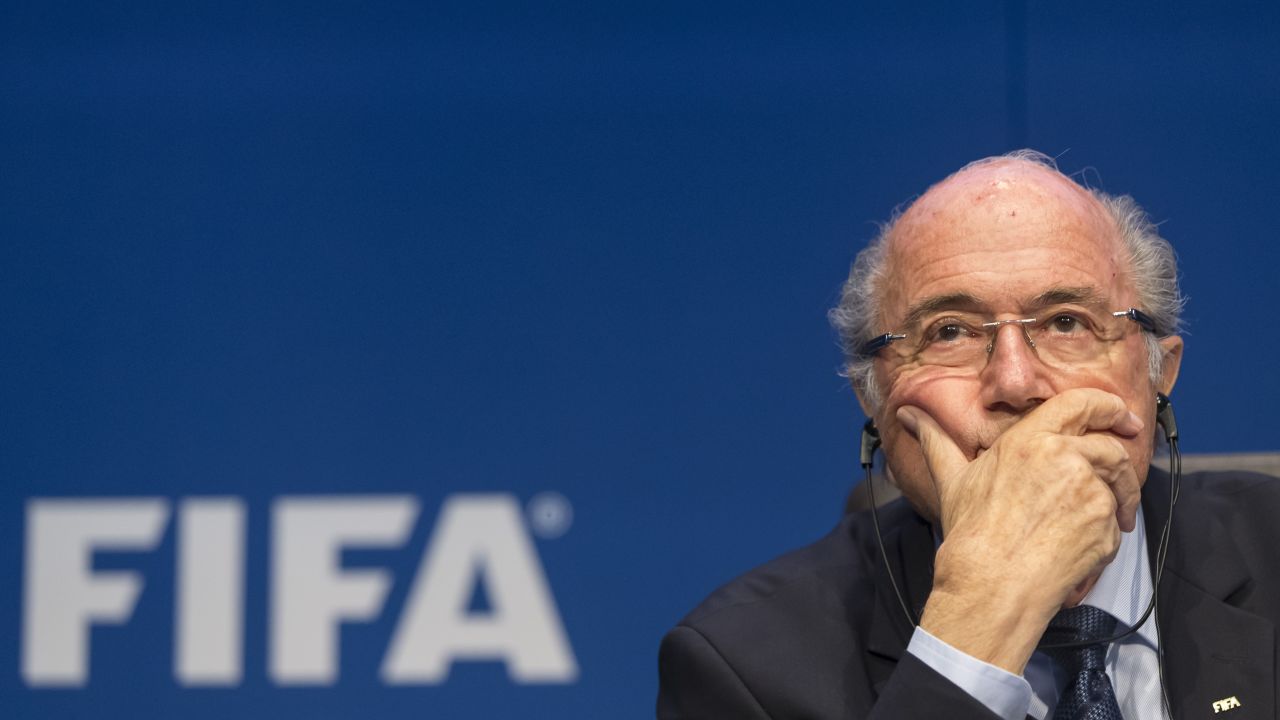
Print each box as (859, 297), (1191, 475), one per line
(526, 492), (572, 539)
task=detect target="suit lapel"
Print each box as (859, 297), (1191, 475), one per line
(1144, 467), (1275, 719)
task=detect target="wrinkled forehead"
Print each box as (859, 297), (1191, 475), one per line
(879, 161), (1130, 322)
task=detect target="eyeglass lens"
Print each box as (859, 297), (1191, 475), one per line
(904, 307), (1130, 368)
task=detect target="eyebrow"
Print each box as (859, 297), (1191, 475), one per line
(895, 286), (1107, 329)
(1028, 286), (1104, 310)
(899, 293), (986, 329)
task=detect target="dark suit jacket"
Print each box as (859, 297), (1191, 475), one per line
(657, 469), (1280, 719)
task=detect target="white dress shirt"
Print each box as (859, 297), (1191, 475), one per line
(906, 505), (1168, 719)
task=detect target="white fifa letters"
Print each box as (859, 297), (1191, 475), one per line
(21, 493), (576, 688)
(177, 498), (246, 686)
(23, 499), (169, 686)
(270, 496), (420, 684)
(382, 495), (578, 683)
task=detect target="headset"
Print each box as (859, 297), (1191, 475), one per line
(861, 392), (1180, 714)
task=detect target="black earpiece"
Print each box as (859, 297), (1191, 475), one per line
(1155, 392), (1178, 441)
(860, 418), (917, 626)
(860, 419), (880, 469)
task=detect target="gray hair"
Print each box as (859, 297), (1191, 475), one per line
(828, 151), (1184, 408)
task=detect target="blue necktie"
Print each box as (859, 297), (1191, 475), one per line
(1041, 605), (1125, 720)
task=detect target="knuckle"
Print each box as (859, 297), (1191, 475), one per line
(1039, 433), (1068, 458)
(1102, 435), (1129, 461)
(1062, 453), (1093, 479)
(1088, 435), (1130, 471)
(1085, 488), (1117, 519)
(1101, 528), (1121, 559)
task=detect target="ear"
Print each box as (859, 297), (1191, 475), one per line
(1157, 335), (1183, 395)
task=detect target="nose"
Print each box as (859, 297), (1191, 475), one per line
(979, 321), (1053, 414)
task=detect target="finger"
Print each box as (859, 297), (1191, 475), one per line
(1019, 387), (1144, 438)
(1067, 434), (1141, 532)
(897, 405), (968, 486)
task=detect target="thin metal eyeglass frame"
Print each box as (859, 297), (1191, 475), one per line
(858, 307), (1159, 358)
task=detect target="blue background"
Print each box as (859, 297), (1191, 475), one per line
(4, 2), (1279, 718)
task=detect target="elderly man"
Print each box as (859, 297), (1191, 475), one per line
(657, 152), (1280, 719)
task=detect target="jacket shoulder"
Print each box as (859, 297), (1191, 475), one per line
(678, 508), (887, 628)
(1175, 468), (1280, 515)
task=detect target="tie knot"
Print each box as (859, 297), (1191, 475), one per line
(1040, 605), (1118, 673)
(1049, 604), (1119, 642)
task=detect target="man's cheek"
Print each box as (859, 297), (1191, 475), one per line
(884, 376), (984, 451)
(884, 368), (979, 411)
(876, 418), (941, 511)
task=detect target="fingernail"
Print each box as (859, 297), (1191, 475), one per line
(897, 406), (920, 434)
(1125, 411), (1144, 434)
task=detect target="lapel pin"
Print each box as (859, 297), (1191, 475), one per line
(1212, 696), (1242, 713)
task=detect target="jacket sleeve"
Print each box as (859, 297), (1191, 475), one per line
(657, 624), (1004, 720)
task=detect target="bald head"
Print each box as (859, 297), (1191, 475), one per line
(890, 156), (1119, 267)
(879, 157), (1129, 332)
(829, 151), (1184, 408)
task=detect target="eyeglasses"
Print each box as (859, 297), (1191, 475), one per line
(860, 306), (1159, 369)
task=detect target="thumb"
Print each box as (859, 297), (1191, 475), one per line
(897, 405), (968, 485)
